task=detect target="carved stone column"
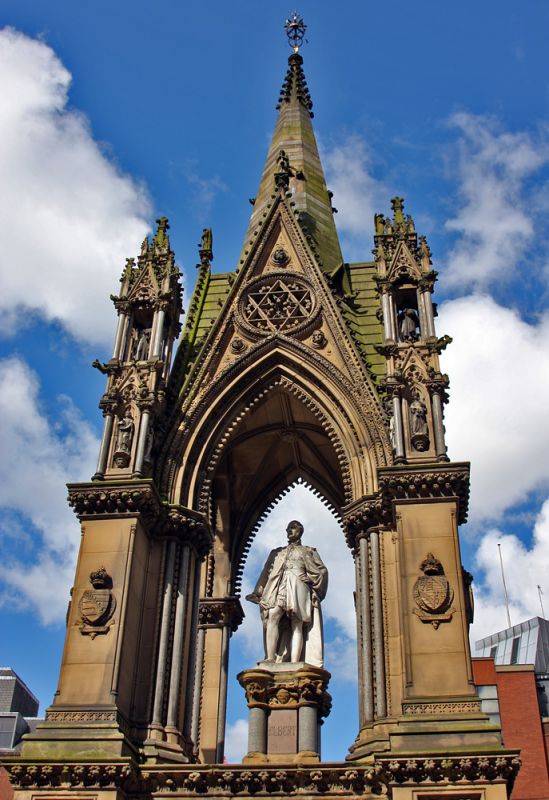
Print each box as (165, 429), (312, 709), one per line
(197, 596), (244, 763)
(93, 411), (114, 479)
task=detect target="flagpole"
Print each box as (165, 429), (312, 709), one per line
(538, 585), (546, 619)
(498, 543), (512, 629)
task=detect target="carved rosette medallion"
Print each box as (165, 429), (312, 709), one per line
(230, 337), (247, 355)
(412, 553), (454, 628)
(78, 567), (116, 638)
(271, 246), (290, 266)
(237, 272), (318, 339)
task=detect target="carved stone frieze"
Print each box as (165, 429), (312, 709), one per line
(238, 666), (332, 718)
(5, 762), (134, 790)
(4, 755), (520, 795)
(45, 709), (118, 723)
(198, 596), (244, 631)
(402, 700), (482, 715)
(378, 754), (521, 786)
(377, 463), (470, 524)
(66, 484), (212, 554)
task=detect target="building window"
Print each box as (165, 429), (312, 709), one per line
(510, 637), (520, 664)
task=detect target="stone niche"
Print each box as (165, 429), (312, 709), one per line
(238, 662), (331, 764)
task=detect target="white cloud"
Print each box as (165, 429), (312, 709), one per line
(443, 112), (549, 290)
(0, 28), (151, 348)
(0, 357), (98, 623)
(224, 718), (248, 763)
(322, 135), (386, 260)
(439, 294), (549, 521)
(470, 497), (549, 648)
(182, 162), (227, 221)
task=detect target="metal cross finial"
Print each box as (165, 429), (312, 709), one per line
(285, 12), (307, 52)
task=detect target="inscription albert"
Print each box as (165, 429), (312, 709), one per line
(267, 709), (298, 754)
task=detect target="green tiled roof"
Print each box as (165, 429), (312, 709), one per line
(168, 269), (233, 402)
(344, 261), (385, 384)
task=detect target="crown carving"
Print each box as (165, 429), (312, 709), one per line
(90, 566), (109, 589)
(420, 553), (443, 575)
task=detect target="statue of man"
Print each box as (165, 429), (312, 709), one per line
(246, 520), (328, 668)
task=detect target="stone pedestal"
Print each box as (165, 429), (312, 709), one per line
(238, 662), (331, 764)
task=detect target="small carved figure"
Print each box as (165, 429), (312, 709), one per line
(374, 214), (385, 236)
(201, 227), (213, 253)
(277, 149), (292, 174)
(406, 215), (415, 234)
(384, 217), (393, 236)
(311, 330), (327, 349)
(143, 425), (154, 464)
(113, 413), (134, 467)
(246, 521), (328, 667)
(399, 308), (419, 341)
(133, 328), (151, 361)
(410, 397), (428, 436)
(409, 396), (430, 452)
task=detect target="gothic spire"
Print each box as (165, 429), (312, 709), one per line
(241, 47), (343, 273)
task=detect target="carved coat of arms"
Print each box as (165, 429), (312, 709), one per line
(413, 553), (454, 629)
(78, 567), (116, 638)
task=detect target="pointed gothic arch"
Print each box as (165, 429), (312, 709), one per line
(166, 340), (391, 517)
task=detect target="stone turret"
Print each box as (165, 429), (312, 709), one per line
(92, 216), (183, 479)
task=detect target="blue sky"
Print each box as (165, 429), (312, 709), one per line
(1, 0), (549, 763)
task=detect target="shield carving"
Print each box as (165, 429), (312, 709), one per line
(78, 567), (116, 637)
(412, 553), (454, 628)
(413, 575), (450, 614)
(79, 589), (111, 625)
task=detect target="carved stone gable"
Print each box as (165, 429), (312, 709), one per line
(386, 241), (421, 284)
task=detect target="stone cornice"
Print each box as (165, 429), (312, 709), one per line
(67, 482), (212, 554)
(198, 596), (244, 631)
(4, 754), (520, 795)
(67, 480), (161, 525)
(342, 463), (470, 545)
(378, 462), (470, 524)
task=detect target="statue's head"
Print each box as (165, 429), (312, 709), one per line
(286, 520), (304, 543)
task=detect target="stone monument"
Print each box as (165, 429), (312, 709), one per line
(3, 14), (520, 800)
(239, 521), (331, 762)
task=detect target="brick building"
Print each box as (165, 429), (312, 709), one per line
(474, 617), (549, 799)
